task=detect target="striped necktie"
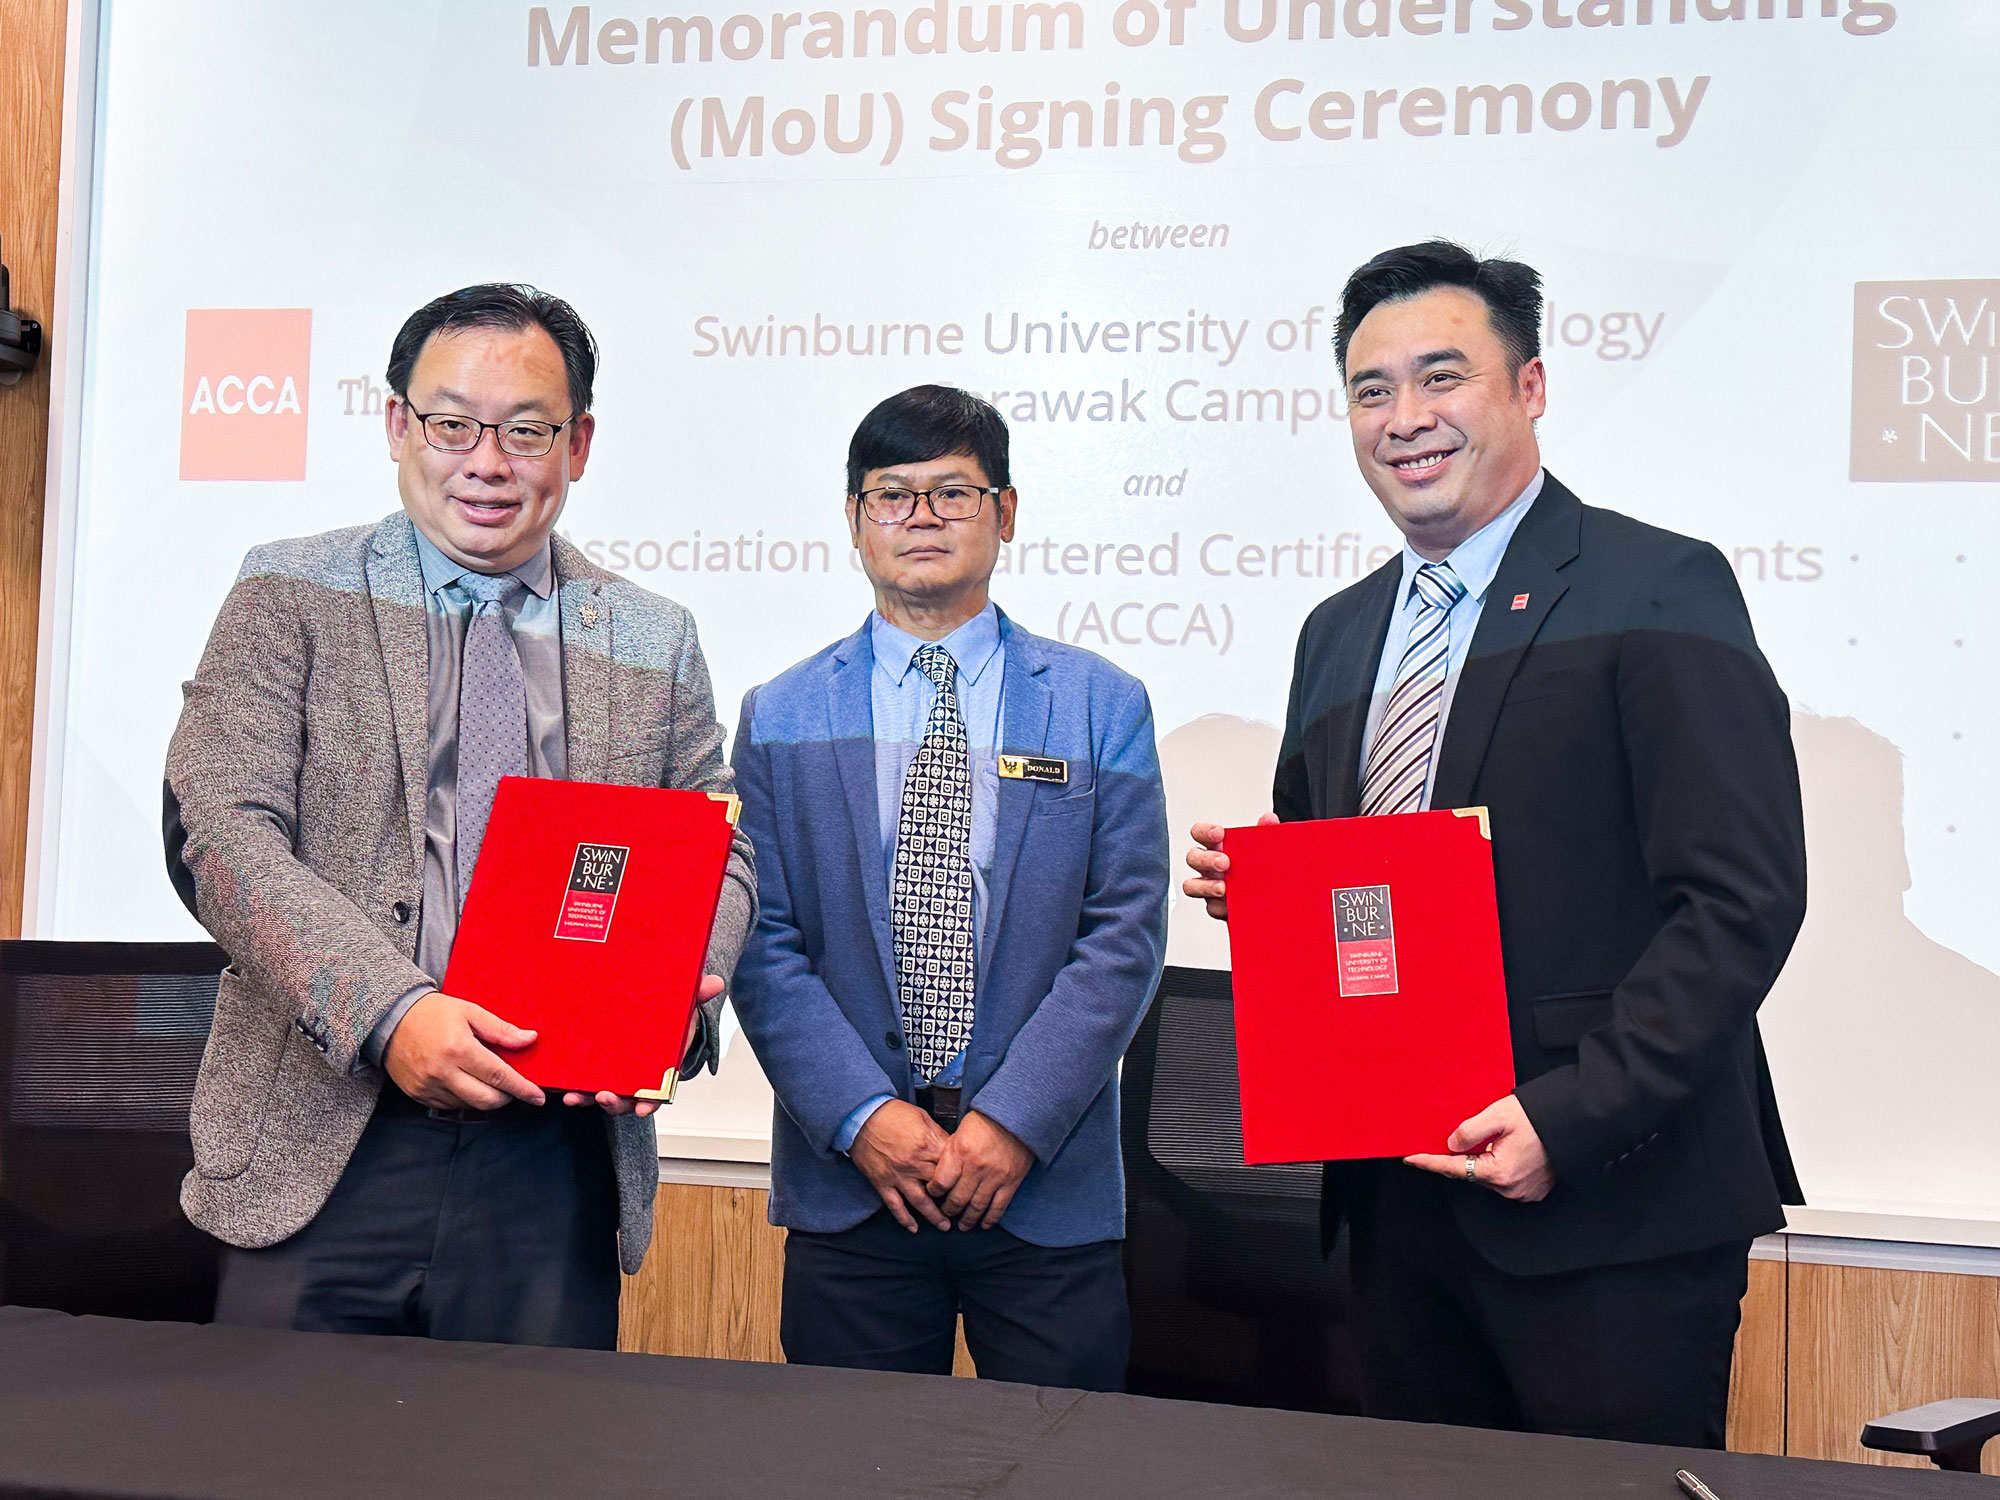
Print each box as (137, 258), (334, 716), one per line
(890, 642), (977, 1082)
(1359, 561), (1467, 817)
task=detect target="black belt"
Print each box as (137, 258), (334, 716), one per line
(913, 1085), (963, 1129)
(376, 1085), (541, 1125)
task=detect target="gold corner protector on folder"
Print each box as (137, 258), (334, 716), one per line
(707, 792), (743, 826)
(636, 1067), (680, 1104)
(1452, 806), (1492, 840)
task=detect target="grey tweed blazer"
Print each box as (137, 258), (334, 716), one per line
(164, 512), (756, 1275)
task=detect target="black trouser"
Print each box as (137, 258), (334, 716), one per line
(1347, 1164), (1749, 1447)
(212, 1090), (622, 1349)
(781, 1209), (1130, 1391)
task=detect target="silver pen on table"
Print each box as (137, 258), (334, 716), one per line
(1676, 1470), (1723, 1500)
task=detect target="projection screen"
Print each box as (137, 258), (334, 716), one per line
(30, 0), (2000, 1239)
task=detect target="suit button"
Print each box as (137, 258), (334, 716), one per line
(885, 1031), (903, 1051)
(392, 901), (412, 925)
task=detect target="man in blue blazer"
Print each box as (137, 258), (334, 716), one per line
(731, 386), (1169, 1390)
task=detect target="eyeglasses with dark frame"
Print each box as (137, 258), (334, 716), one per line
(854, 484), (1004, 525)
(402, 404), (581, 458)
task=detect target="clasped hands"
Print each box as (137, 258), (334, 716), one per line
(849, 1099), (1034, 1233)
(1184, 818), (1554, 1204)
(383, 974), (725, 1117)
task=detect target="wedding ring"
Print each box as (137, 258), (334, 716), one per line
(1464, 1153), (1479, 1184)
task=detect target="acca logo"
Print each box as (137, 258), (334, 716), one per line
(179, 309), (312, 481)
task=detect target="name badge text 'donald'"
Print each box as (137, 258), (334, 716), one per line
(997, 754), (1068, 784)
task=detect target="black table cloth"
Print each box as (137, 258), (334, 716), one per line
(0, 1306), (1981, 1499)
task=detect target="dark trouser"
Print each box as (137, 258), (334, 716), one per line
(781, 1209), (1130, 1391)
(212, 1090), (622, 1349)
(1347, 1165), (1748, 1447)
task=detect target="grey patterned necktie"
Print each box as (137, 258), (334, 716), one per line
(891, 642), (976, 1081)
(455, 570), (528, 910)
(1360, 561), (1467, 816)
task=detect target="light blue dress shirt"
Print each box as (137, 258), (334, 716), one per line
(1357, 471), (1544, 809)
(834, 603), (1006, 1153)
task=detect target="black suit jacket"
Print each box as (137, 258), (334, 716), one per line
(1278, 476), (1806, 1276)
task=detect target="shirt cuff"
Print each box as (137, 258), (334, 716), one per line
(834, 1094), (894, 1155)
(361, 984), (435, 1069)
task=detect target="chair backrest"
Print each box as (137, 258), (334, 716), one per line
(1120, 965), (1362, 1413)
(0, 940), (227, 1321)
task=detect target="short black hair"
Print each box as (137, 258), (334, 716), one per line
(847, 385), (1010, 496)
(1334, 240), (1543, 375)
(386, 283), (599, 415)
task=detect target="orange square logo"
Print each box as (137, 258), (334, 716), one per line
(180, 309), (312, 481)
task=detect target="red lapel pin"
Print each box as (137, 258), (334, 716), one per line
(1511, 593), (1530, 611)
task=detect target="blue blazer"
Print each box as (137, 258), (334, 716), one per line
(730, 610), (1169, 1246)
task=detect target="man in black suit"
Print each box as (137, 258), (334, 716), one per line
(1185, 241), (1806, 1447)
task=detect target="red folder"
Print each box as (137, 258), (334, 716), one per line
(441, 776), (739, 1101)
(1223, 809), (1514, 1164)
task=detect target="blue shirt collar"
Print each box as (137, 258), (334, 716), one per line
(1396, 469), (1545, 605)
(870, 601), (1002, 685)
(412, 523), (555, 601)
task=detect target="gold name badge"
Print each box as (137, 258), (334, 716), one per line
(998, 754), (1068, 784)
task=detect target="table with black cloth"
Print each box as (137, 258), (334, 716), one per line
(0, 1307), (1980, 1499)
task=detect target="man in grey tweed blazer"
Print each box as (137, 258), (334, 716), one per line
(164, 284), (754, 1348)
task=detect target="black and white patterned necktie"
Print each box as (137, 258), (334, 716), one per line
(890, 642), (976, 1081)
(455, 570), (528, 910)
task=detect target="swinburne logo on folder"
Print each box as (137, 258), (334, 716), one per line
(555, 842), (629, 942)
(1332, 884), (1397, 997)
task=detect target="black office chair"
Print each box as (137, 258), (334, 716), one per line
(0, 940), (227, 1321)
(1120, 965), (1363, 1413)
(1861, 1399), (2000, 1474)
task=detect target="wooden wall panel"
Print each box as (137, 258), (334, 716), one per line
(0, 0), (68, 937)
(1788, 1262), (2000, 1475)
(620, 1183), (787, 1362)
(954, 1317), (975, 1378)
(1727, 1254), (1788, 1456)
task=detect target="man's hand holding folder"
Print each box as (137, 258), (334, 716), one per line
(1404, 1094), (1553, 1203)
(388, 974), (725, 1118)
(553, 976), (723, 1116)
(436, 779), (743, 1105)
(1183, 814), (1278, 921)
(1184, 812), (1544, 1191)
(384, 992), (547, 1111)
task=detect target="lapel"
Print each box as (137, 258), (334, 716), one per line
(1428, 476), (1582, 811)
(980, 612), (1052, 989)
(1326, 565), (1401, 819)
(364, 514), (431, 873)
(827, 618), (898, 1002)
(553, 537), (612, 784)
